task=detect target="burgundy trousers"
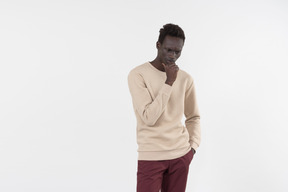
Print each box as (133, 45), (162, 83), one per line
(137, 150), (194, 192)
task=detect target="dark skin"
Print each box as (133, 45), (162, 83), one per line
(150, 35), (183, 86)
(150, 35), (196, 155)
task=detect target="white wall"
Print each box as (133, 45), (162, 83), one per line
(0, 0), (287, 191)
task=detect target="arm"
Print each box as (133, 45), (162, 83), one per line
(128, 71), (172, 126)
(184, 78), (201, 152)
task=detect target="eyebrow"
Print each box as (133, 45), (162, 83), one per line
(164, 47), (182, 52)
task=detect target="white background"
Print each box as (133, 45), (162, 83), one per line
(0, 0), (288, 191)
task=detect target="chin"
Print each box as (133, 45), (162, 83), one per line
(166, 61), (175, 65)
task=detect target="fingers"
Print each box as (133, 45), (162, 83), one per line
(162, 62), (179, 86)
(170, 65), (179, 71)
(174, 65), (179, 71)
(168, 64), (179, 71)
(162, 63), (179, 70)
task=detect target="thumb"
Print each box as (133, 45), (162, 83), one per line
(162, 63), (167, 71)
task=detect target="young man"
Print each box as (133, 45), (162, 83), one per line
(128, 23), (201, 192)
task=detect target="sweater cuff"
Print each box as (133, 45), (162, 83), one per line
(190, 141), (199, 152)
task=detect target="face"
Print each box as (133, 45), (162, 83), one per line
(157, 35), (184, 65)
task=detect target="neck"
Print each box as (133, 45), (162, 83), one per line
(150, 58), (165, 72)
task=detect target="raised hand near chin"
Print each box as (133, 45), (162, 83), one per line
(162, 63), (179, 86)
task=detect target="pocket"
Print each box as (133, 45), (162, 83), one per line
(187, 149), (194, 162)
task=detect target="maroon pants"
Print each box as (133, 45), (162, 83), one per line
(137, 150), (194, 192)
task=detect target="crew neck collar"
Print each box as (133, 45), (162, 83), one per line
(147, 62), (166, 74)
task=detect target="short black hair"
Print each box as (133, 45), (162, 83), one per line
(157, 23), (185, 44)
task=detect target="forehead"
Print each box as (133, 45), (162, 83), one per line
(162, 35), (184, 50)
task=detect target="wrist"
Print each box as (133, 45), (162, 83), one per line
(165, 80), (174, 86)
(191, 148), (196, 154)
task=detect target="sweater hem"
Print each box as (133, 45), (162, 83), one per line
(138, 146), (192, 161)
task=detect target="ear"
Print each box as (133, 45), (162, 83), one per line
(156, 41), (161, 49)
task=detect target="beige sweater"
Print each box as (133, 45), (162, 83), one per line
(128, 62), (201, 160)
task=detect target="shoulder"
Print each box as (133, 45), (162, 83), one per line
(128, 62), (150, 83)
(178, 69), (194, 84)
(128, 62), (149, 77)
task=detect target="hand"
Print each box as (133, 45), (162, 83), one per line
(191, 148), (196, 154)
(162, 63), (179, 86)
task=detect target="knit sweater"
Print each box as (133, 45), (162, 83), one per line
(128, 62), (201, 160)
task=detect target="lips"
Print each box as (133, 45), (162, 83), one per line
(166, 59), (175, 65)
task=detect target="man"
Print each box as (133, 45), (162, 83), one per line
(128, 23), (201, 192)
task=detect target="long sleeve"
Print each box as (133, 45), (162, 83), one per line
(184, 78), (201, 151)
(128, 71), (172, 126)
